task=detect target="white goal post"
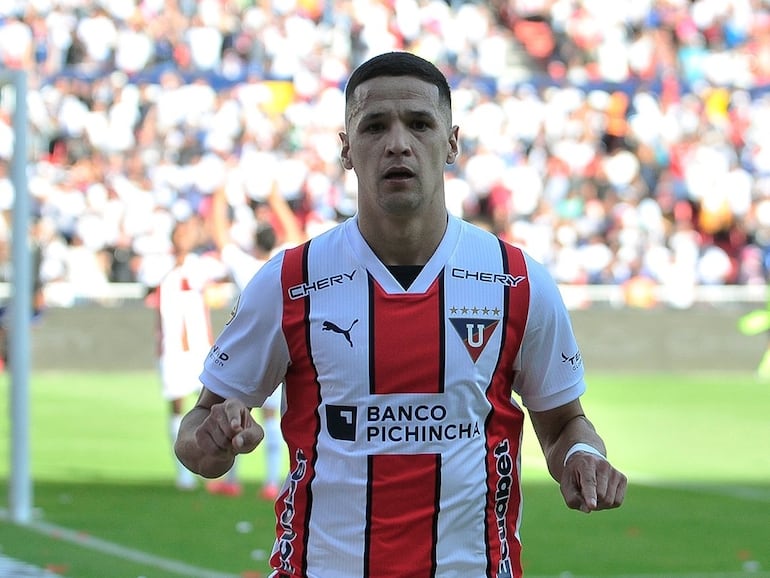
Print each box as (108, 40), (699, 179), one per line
(1, 69), (32, 525)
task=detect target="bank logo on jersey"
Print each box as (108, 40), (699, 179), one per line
(326, 402), (483, 445)
(449, 314), (500, 362)
(326, 404), (357, 441)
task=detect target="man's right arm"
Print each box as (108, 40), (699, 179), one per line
(210, 186), (232, 252)
(174, 387), (264, 478)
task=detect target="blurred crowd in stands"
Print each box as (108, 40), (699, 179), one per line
(1, 0), (770, 310)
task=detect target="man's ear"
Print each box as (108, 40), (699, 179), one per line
(339, 132), (353, 170)
(446, 125), (460, 164)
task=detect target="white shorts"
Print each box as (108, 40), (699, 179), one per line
(159, 350), (206, 401)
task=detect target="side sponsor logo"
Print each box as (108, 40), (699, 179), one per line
(277, 449), (308, 574)
(561, 350), (582, 371)
(494, 439), (513, 578)
(207, 345), (229, 367)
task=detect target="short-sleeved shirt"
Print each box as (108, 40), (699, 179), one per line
(157, 252), (225, 400)
(200, 216), (585, 578)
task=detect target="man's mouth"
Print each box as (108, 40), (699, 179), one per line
(383, 167), (415, 180)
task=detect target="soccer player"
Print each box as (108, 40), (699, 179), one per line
(204, 182), (305, 499)
(175, 51), (627, 576)
(152, 215), (226, 490)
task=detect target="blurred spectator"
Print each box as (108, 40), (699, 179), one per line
(148, 214), (227, 490)
(2, 0), (770, 314)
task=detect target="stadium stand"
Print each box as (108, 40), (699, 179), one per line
(1, 0), (769, 311)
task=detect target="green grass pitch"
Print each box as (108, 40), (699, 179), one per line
(1, 370), (769, 577)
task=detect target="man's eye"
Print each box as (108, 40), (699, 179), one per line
(412, 120), (429, 130)
(365, 123), (384, 133)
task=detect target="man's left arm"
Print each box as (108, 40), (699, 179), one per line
(529, 399), (627, 513)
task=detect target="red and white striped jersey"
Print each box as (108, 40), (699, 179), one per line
(201, 216), (586, 578)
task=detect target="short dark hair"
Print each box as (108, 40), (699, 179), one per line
(255, 222), (277, 254)
(344, 51), (452, 120)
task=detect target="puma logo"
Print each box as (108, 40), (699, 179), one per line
(322, 319), (359, 347)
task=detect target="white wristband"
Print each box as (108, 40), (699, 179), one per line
(563, 443), (606, 466)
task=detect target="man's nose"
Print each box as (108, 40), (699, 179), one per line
(385, 124), (412, 155)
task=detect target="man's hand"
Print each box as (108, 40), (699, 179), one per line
(194, 398), (264, 459)
(560, 452), (627, 513)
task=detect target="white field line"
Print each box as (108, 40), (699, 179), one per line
(0, 509), (240, 578)
(0, 553), (63, 577)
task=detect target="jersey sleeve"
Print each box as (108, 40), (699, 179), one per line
(199, 253), (290, 408)
(512, 253), (587, 412)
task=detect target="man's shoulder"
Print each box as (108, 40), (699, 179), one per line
(455, 216), (517, 248)
(304, 218), (350, 246)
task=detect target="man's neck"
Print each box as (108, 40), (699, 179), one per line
(358, 211), (449, 266)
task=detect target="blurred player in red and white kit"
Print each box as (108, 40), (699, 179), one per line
(151, 214), (227, 490)
(203, 180), (306, 499)
(175, 52), (626, 576)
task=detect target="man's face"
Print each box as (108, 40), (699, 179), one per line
(340, 76), (458, 217)
(171, 218), (198, 255)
